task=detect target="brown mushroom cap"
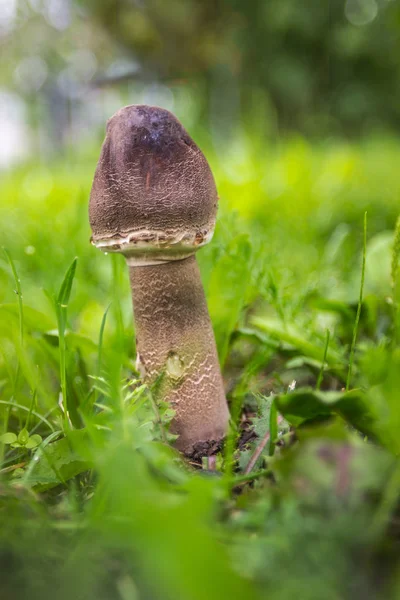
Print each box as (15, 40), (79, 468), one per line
(89, 105), (218, 264)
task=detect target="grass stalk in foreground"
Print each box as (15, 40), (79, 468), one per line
(391, 214), (400, 346)
(346, 212), (367, 391)
(316, 329), (330, 390)
(55, 257), (78, 429)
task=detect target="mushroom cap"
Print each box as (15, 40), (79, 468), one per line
(89, 105), (218, 265)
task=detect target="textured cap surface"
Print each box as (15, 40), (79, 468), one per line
(89, 105), (218, 264)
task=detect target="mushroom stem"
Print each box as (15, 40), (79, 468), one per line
(129, 255), (229, 455)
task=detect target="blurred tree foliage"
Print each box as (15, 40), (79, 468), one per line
(2, 0), (400, 138)
(81, 0), (400, 135)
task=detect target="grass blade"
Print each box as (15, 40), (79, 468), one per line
(2, 248), (23, 344)
(346, 212), (367, 391)
(56, 257), (78, 428)
(97, 303), (111, 378)
(391, 214), (400, 345)
(268, 399), (278, 457)
(316, 329), (330, 390)
(57, 257), (78, 307)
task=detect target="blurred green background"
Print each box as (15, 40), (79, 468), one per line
(2, 2), (400, 600)
(2, 0), (400, 169)
(2, 0), (400, 306)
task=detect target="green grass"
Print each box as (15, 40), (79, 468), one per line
(1, 134), (400, 599)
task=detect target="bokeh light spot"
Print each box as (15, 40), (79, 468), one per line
(345, 0), (378, 26)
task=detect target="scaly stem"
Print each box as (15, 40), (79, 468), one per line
(129, 255), (229, 455)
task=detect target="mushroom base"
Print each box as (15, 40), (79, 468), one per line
(186, 439), (224, 461)
(129, 255), (230, 455)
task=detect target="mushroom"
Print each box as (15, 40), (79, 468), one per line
(89, 105), (230, 456)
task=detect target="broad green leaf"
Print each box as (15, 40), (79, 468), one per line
(25, 434), (42, 449)
(18, 428), (29, 445)
(0, 432), (17, 444)
(275, 387), (379, 440)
